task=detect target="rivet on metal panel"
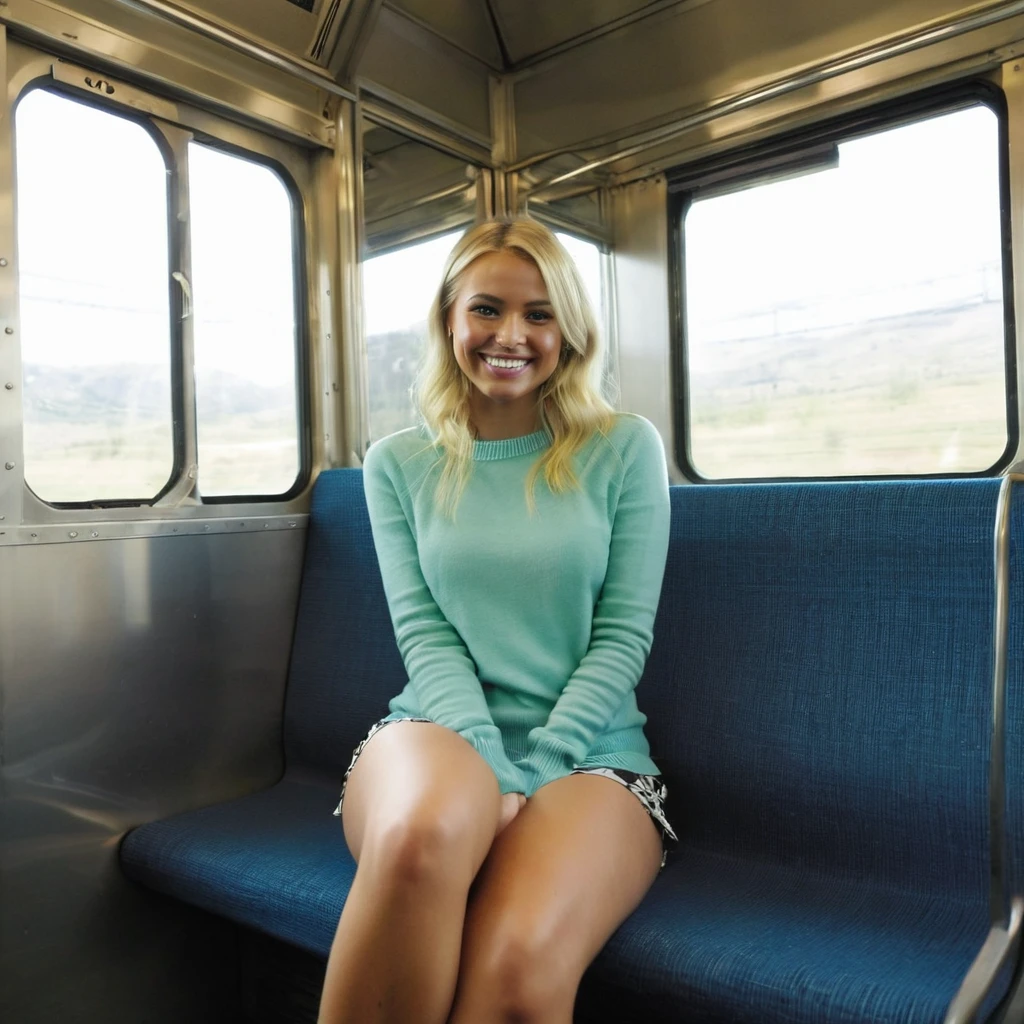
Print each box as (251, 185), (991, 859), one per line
(4, 327), (12, 335)
(68, 531), (78, 538)
(4, 383), (12, 390)
(263, 523), (269, 528)
(240, 522), (246, 527)
(204, 525), (210, 531)
(4, 462), (13, 470)
(30, 532), (37, 538)
(289, 522), (296, 528)
(0, 514), (4, 520)
(0, 258), (8, 267)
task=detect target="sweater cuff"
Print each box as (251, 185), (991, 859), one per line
(462, 724), (526, 795)
(518, 728), (579, 797)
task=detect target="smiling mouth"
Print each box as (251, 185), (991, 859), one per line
(480, 354), (531, 370)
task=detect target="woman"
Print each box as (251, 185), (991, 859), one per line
(318, 218), (675, 1024)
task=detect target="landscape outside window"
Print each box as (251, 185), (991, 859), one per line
(16, 88), (174, 503)
(189, 142), (300, 498)
(684, 103), (1009, 479)
(14, 89), (302, 504)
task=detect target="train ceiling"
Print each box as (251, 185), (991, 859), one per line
(169, 0), (679, 72)
(47, 0), (1024, 207)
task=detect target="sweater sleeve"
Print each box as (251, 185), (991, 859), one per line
(364, 441), (527, 795)
(516, 419), (670, 796)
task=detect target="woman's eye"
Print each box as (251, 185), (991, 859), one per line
(471, 304), (498, 316)
(527, 310), (553, 322)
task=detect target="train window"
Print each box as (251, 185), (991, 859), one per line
(679, 100), (1011, 479)
(555, 232), (603, 321)
(15, 88), (174, 503)
(188, 142), (300, 498)
(364, 230), (463, 442)
(364, 230), (606, 443)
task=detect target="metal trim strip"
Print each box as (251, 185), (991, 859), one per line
(0, 512), (309, 546)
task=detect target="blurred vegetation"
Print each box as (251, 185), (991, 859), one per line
(17, 298), (1009, 501)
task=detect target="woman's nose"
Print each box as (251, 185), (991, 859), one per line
(496, 315), (527, 348)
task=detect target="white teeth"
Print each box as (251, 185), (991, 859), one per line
(483, 355), (528, 369)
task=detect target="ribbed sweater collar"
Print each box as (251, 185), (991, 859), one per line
(472, 429), (551, 461)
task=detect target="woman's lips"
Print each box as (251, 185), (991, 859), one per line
(479, 353), (533, 378)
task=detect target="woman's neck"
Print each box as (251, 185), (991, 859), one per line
(469, 395), (543, 441)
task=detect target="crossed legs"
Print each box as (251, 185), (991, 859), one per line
(316, 721), (663, 1024)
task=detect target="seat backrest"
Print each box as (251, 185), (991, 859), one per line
(639, 478), (1002, 902)
(282, 468), (406, 778)
(283, 470), (1021, 906)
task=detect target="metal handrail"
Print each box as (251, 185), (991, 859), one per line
(945, 473), (1024, 1024)
(521, 0), (1024, 194)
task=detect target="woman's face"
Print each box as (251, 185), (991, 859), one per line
(447, 251), (563, 421)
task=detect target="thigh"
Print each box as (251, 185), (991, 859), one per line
(462, 771), (663, 978)
(341, 720), (501, 869)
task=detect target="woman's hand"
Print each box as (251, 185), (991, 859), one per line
(496, 792), (526, 836)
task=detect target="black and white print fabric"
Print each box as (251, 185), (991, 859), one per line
(334, 718), (678, 867)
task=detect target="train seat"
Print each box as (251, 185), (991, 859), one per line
(574, 478), (1019, 1022)
(120, 470), (1022, 1023)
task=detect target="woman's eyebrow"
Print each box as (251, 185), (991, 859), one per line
(467, 293), (552, 307)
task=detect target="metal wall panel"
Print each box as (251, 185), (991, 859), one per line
(512, 0), (1014, 161)
(492, 0), (653, 65)
(0, 528), (306, 1023)
(173, 0), (327, 58)
(386, 0), (503, 69)
(3, 0), (333, 144)
(609, 176), (681, 479)
(596, 15), (1024, 185)
(357, 4), (491, 144)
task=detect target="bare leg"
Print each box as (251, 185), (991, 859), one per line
(448, 773), (663, 1024)
(317, 722), (503, 1024)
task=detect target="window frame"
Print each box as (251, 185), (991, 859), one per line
(185, 132), (312, 506)
(7, 65), (313, 513)
(668, 79), (1018, 484)
(13, 80), (183, 509)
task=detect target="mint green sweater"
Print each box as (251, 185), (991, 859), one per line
(363, 413), (670, 798)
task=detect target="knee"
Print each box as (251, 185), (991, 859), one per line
(467, 927), (574, 1023)
(365, 813), (476, 890)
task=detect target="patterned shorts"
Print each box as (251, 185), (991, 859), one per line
(333, 718), (678, 867)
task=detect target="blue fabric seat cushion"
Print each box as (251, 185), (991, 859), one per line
(578, 847), (993, 1024)
(123, 789), (995, 1024)
(119, 774), (352, 958)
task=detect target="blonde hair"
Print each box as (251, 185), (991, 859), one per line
(417, 217), (613, 514)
